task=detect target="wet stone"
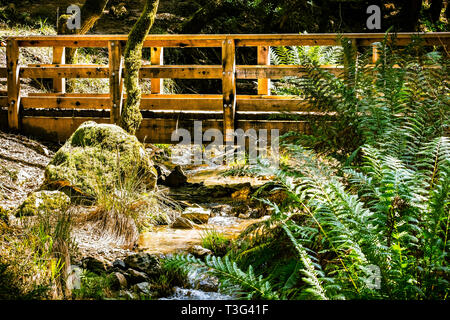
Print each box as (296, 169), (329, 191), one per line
(123, 253), (161, 277)
(181, 207), (211, 224)
(126, 268), (149, 285)
(111, 272), (128, 290)
(112, 259), (127, 270)
(171, 216), (195, 229)
(188, 245), (212, 258)
(81, 256), (109, 275)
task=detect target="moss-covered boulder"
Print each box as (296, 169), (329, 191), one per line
(43, 121), (157, 199)
(15, 190), (70, 217)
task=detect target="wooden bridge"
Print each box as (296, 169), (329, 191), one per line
(0, 33), (449, 143)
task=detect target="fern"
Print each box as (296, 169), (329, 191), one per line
(164, 254), (278, 300)
(282, 223), (328, 300)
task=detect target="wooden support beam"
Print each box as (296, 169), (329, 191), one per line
(343, 39), (358, 82)
(257, 46), (270, 95)
(7, 39), (20, 130)
(150, 47), (164, 94)
(52, 47), (66, 93)
(21, 116), (310, 144)
(11, 33), (450, 49)
(222, 38), (236, 146)
(140, 65), (222, 79)
(21, 96), (110, 109)
(372, 44), (379, 63)
(108, 40), (123, 124)
(21, 65), (109, 78)
(140, 94), (222, 111)
(236, 65), (343, 78)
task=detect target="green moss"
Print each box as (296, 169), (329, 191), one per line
(44, 121), (157, 200)
(15, 191), (70, 217)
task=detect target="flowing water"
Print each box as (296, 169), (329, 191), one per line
(138, 216), (266, 254)
(138, 164), (270, 299)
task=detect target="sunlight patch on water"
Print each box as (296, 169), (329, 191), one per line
(138, 216), (268, 255)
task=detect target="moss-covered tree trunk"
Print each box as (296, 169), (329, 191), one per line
(120, 0), (159, 135)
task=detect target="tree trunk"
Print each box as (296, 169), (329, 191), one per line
(58, 0), (110, 64)
(120, 0), (160, 135)
(402, 0), (422, 31)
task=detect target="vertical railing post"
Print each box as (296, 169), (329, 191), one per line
(343, 39), (358, 82)
(52, 46), (65, 93)
(108, 40), (123, 124)
(257, 46), (270, 95)
(372, 44), (379, 64)
(151, 47), (163, 94)
(222, 37), (236, 151)
(7, 39), (20, 130)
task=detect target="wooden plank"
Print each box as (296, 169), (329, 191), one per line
(20, 93), (316, 113)
(27, 92), (110, 97)
(237, 65), (343, 78)
(0, 68), (7, 78)
(138, 118), (309, 144)
(22, 117), (109, 142)
(372, 44), (379, 63)
(108, 40), (123, 124)
(140, 95), (312, 112)
(20, 65), (109, 78)
(343, 39), (357, 81)
(20, 65), (343, 80)
(20, 116), (310, 144)
(52, 47), (65, 93)
(141, 65), (222, 79)
(150, 47), (164, 93)
(222, 38), (236, 146)
(16, 39), (224, 48)
(21, 96), (110, 109)
(237, 96), (312, 112)
(7, 39), (20, 130)
(12, 33), (450, 48)
(140, 94), (222, 111)
(257, 46), (270, 95)
(138, 118), (223, 144)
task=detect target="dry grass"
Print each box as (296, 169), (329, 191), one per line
(0, 205), (76, 299)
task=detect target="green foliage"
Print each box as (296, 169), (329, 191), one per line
(164, 254), (278, 300)
(166, 34), (448, 300)
(72, 270), (114, 300)
(271, 34), (449, 160)
(0, 203), (76, 299)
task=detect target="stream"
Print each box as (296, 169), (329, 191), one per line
(137, 164), (271, 300)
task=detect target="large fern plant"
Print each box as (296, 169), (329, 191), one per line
(272, 34), (449, 159)
(163, 34), (448, 300)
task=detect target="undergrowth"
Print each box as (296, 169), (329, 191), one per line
(164, 33), (449, 300)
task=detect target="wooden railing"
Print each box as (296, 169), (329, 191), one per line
(1, 33), (449, 143)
